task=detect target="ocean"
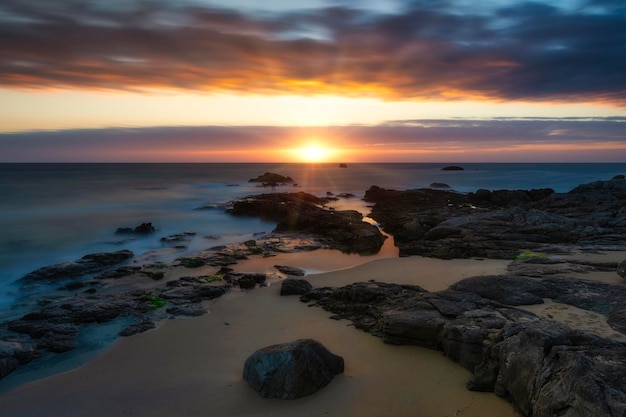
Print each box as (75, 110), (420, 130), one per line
(1, 162), (625, 309)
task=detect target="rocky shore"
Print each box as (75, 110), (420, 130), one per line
(1, 176), (625, 416)
(298, 255), (626, 417)
(365, 176), (626, 258)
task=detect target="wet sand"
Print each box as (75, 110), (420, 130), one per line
(0, 254), (518, 417)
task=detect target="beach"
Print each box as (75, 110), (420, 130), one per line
(1, 166), (625, 416)
(0, 253), (520, 417)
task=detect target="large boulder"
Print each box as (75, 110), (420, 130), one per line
(243, 339), (344, 399)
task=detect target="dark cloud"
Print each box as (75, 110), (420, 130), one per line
(1, 118), (624, 162)
(0, 0), (624, 104)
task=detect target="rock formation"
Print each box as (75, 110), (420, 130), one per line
(365, 177), (626, 258)
(300, 257), (626, 417)
(228, 192), (386, 255)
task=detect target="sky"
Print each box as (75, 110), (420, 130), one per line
(0, 0), (625, 162)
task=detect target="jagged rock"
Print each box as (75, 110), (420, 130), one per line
(228, 192), (386, 255)
(0, 275), (233, 380)
(243, 339), (344, 399)
(275, 265), (306, 276)
(365, 178), (626, 258)
(20, 250), (135, 283)
(280, 278), (313, 296)
(304, 276), (626, 417)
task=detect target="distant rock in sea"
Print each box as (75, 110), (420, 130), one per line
(248, 172), (294, 185)
(339, 163), (348, 168)
(430, 182), (450, 189)
(116, 222), (156, 234)
(442, 165), (464, 171)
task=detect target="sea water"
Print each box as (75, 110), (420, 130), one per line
(1, 162), (625, 308)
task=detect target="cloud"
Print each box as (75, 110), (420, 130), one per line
(0, 0), (625, 105)
(1, 118), (624, 162)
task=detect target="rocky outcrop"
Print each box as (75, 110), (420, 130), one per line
(0, 276), (230, 380)
(228, 192), (386, 255)
(248, 172), (294, 185)
(365, 177), (626, 258)
(20, 250), (135, 283)
(243, 339), (344, 399)
(302, 269), (626, 417)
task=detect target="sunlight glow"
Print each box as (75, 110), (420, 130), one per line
(293, 142), (336, 163)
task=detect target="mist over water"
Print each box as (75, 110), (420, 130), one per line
(1, 162), (625, 309)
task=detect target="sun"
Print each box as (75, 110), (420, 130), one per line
(294, 142), (335, 163)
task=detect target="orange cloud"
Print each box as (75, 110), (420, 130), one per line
(1, 1), (625, 106)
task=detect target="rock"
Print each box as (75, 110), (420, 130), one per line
(0, 340), (36, 379)
(243, 339), (344, 399)
(280, 278), (313, 296)
(442, 165), (464, 170)
(228, 192), (386, 255)
(364, 179), (626, 258)
(116, 222), (155, 234)
(430, 182), (450, 188)
(248, 172), (294, 185)
(20, 250), (135, 283)
(160, 231), (196, 242)
(238, 273), (266, 289)
(275, 265), (306, 276)
(611, 174), (625, 180)
(618, 259), (626, 278)
(303, 276), (626, 417)
(119, 319), (157, 337)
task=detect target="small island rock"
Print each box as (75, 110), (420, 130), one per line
(248, 172), (294, 185)
(442, 165), (464, 171)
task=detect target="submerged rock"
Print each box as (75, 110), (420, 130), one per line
(243, 339), (344, 399)
(116, 222), (155, 234)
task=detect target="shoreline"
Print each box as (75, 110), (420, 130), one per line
(0, 253), (519, 417)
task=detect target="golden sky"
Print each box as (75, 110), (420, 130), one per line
(0, 0), (625, 162)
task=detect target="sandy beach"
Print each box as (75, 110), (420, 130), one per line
(0, 252), (521, 417)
